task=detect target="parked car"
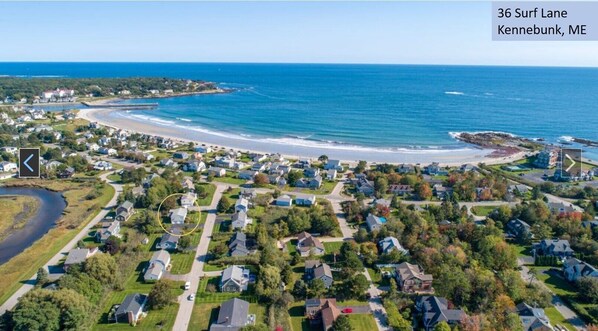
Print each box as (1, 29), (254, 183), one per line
(188, 294), (195, 301)
(342, 308), (353, 314)
(184, 281), (191, 290)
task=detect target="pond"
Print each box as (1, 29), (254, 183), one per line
(0, 187), (66, 265)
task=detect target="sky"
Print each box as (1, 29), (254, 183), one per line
(0, 1), (597, 66)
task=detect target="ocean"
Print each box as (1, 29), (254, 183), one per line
(2, 62), (598, 160)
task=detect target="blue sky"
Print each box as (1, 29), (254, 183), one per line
(1, 1), (597, 66)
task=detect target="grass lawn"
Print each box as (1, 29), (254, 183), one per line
(0, 180), (115, 305)
(470, 205), (500, 216)
(323, 242), (343, 254)
(294, 181), (337, 195)
(213, 176), (247, 185)
(169, 230), (203, 274)
(289, 302), (312, 331)
(107, 173), (122, 183)
(510, 242), (532, 258)
(195, 276), (256, 304)
(196, 183), (216, 206)
(347, 314), (378, 330)
(188, 303), (219, 331)
(544, 306), (575, 331)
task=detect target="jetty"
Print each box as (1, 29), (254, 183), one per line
(81, 101), (158, 110)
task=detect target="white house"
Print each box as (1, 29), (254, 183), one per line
(276, 195), (293, 207)
(379, 236), (408, 255)
(169, 208), (188, 225)
(231, 211), (253, 230)
(181, 193), (197, 209)
(0, 161), (18, 172)
(93, 161), (113, 171)
(143, 250), (171, 282)
(235, 198), (249, 213)
(208, 166), (226, 177)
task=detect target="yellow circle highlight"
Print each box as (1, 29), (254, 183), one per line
(156, 192), (202, 237)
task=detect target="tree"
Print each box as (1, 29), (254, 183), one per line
(148, 280), (176, 309)
(217, 196), (232, 213)
(253, 173), (269, 187)
(374, 177), (388, 197)
(104, 235), (122, 255)
(84, 253), (117, 286)
(287, 171), (303, 186)
(332, 315), (353, 331)
(318, 155), (329, 163)
(576, 277), (598, 303)
(36, 268), (49, 287)
(255, 265), (282, 301)
(178, 235), (192, 251)
(292, 279), (308, 299)
(434, 321), (451, 331)
(416, 182), (433, 200)
(309, 279), (327, 298)
(385, 301), (412, 331)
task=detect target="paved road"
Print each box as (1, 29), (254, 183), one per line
(171, 182), (226, 331)
(517, 258), (586, 331)
(363, 268), (392, 331)
(0, 172), (123, 314)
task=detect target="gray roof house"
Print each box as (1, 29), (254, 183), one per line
(115, 201), (134, 222)
(537, 239), (574, 259)
(379, 236), (408, 255)
(114, 293), (148, 325)
(143, 250), (171, 282)
(506, 219), (533, 241)
(231, 211), (252, 230)
(169, 207), (188, 225)
(516, 303), (554, 331)
(324, 159), (342, 171)
(365, 214), (385, 232)
(276, 195), (293, 207)
(64, 247), (97, 272)
(220, 266), (250, 292)
(416, 296), (466, 331)
(209, 298), (251, 331)
(305, 260), (334, 288)
(563, 257), (598, 282)
(296, 232), (325, 257)
(157, 232), (180, 250)
(95, 220), (121, 243)
(234, 198), (249, 213)
(295, 195), (317, 206)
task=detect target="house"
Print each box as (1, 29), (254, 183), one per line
(563, 258), (598, 282)
(433, 184), (453, 200)
(394, 262), (433, 293)
(98, 147), (117, 156)
(268, 174), (282, 185)
(416, 296), (466, 331)
(250, 162), (267, 172)
(305, 298), (341, 331)
(142, 173), (160, 188)
(276, 195), (293, 207)
(95, 220), (121, 243)
(215, 156), (236, 169)
(220, 265), (250, 292)
(305, 260), (334, 288)
(114, 293), (148, 325)
(365, 214), (386, 232)
(235, 198), (249, 213)
(169, 207), (188, 225)
(379, 236), (408, 255)
(93, 160), (113, 171)
(506, 219), (533, 241)
(356, 177), (375, 196)
(229, 232), (249, 257)
(239, 188), (257, 201)
(460, 164), (476, 172)
(238, 170), (258, 180)
(295, 195), (317, 206)
(426, 162), (447, 176)
(389, 184), (413, 196)
(304, 167), (321, 178)
(509, 184), (530, 195)
(0, 161), (18, 172)
(373, 198), (391, 208)
(296, 232), (325, 257)
(534, 149), (558, 169)
(536, 239), (574, 259)
(547, 202), (578, 215)
(143, 250), (171, 282)
(115, 201), (134, 222)
(516, 303), (554, 331)
(325, 169), (337, 180)
(208, 166), (226, 177)
(157, 232), (180, 250)
(209, 298), (251, 331)
(183, 160), (206, 172)
(231, 211), (253, 230)
(295, 159), (311, 169)
(181, 193), (197, 208)
(194, 146), (212, 153)
(396, 163), (415, 174)
(181, 178), (195, 192)
(160, 158), (178, 168)
(324, 159), (342, 171)
(58, 167), (75, 178)
(0, 146), (18, 155)
(173, 151), (189, 160)
(295, 176), (322, 189)
(64, 247), (98, 271)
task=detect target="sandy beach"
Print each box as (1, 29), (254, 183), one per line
(77, 107), (527, 166)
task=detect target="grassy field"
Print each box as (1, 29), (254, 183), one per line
(0, 180), (115, 306)
(470, 205), (499, 216)
(544, 306), (575, 331)
(194, 276), (256, 304)
(196, 183), (216, 206)
(189, 303), (219, 331)
(323, 242), (343, 254)
(347, 314), (378, 330)
(0, 195), (40, 240)
(213, 176), (247, 185)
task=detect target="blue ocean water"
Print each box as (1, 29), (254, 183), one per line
(2, 62), (598, 157)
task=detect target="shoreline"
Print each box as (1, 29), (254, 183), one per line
(77, 107), (527, 166)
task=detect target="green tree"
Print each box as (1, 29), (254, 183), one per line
(84, 253), (117, 286)
(179, 235), (192, 251)
(309, 279), (327, 298)
(104, 235), (122, 255)
(433, 321), (451, 331)
(332, 315), (353, 331)
(36, 268), (49, 287)
(148, 280), (176, 309)
(576, 277), (598, 303)
(255, 265), (282, 301)
(217, 196), (232, 213)
(318, 155), (329, 163)
(384, 301), (412, 331)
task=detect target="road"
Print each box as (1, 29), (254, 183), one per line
(171, 182), (226, 331)
(363, 268), (391, 331)
(0, 171), (123, 315)
(517, 258), (586, 331)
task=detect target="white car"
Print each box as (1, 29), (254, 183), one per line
(184, 281), (191, 290)
(188, 294), (195, 301)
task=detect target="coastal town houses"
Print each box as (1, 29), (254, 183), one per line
(388, 184), (414, 196)
(63, 247), (98, 272)
(229, 232), (250, 257)
(239, 169), (258, 180)
(208, 166), (227, 177)
(156, 231), (180, 250)
(305, 298), (341, 331)
(416, 296), (466, 331)
(506, 218), (533, 242)
(534, 149), (558, 169)
(296, 232), (325, 257)
(535, 239), (574, 260)
(0, 161), (17, 172)
(115, 201), (134, 222)
(113, 293), (147, 325)
(563, 257), (598, 282)
(95, 220), (121, 243)
(394, 262), (434, 294)
(93, 160), (113, 171)
(276, 194), (293, 207)
(305, 260), (334, 288)
(231, 211), (253, 230)
(183, 160), (205, 172)
(234, 198), (249, 213)
(181, 193), (197, 209)
(220, 265), (251, 292)
(516, 303), (554, 331)
(209, 298), (252, 331)
(143, 250), (171, 282)
(379, 236), (408, 255)
(365, 214), (386, 232)
(295, 195), (317, 207)
(324, 159), (342, 171)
